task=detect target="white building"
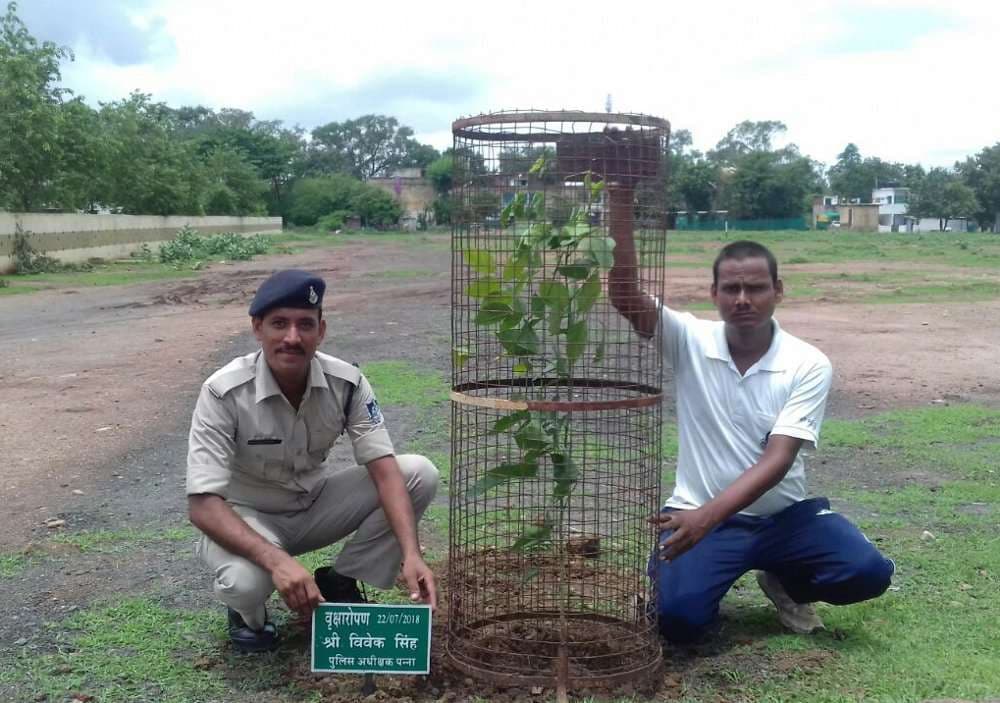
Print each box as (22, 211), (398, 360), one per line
(871, 186), (910, 233)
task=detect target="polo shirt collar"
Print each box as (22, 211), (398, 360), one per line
(706, 318), (789, 373)
(254, 350), (328, 404)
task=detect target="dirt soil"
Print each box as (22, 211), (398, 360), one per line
(2, 235), (999, 701)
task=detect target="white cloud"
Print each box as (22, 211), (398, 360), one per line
(26, 0), (1000, 166)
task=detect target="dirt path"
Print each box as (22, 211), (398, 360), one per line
(0, 240), (450, 548)
(2, 239), (998, 551)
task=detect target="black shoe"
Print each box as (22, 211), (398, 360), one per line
(314, 567), (366, 603)
(227, 607), (278, 653)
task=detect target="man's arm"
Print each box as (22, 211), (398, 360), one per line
(607, 186), (659, 338)
(365, 454), (437, 609)
(655, 434), (804, 560)
(188, 494), (323, 615)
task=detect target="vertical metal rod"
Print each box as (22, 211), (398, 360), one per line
(556, 644), (569, 703)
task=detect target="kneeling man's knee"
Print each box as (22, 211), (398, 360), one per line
(398, 454), (439, 507)
(657, 594), (717, 644)
(213, 558), (273, 605)
(825, 552), (895, 605)
(852, 553), (894, 601)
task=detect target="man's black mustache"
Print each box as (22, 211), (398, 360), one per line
(276, 346), (305, 355)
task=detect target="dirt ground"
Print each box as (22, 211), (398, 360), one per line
(1, 235), (999, 701)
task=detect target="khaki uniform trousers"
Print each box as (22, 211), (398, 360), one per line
(196, 454), (438, 629)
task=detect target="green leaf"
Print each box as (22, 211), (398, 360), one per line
(453, 346), (471, 368)
(511, 192), (527, 218)
(574, 272), (601, 316)
(512, 523), (553, 551)
(469, 461), (539, 496)
(512, 361), (532, 375)
(538, 280), (570, 307)
(522, 222), (551, 246)
(589, 179), (605, 199)
(466, 277), (501, 299)
(528, 154), (548, 175)
(584, 236), (616, 270)
(514, 422), (549, 452)
(502, 255), (524, 283)
(551, 452), (578, 500)
(566, 319), (588, 364)
(492, 409), (531, 433)
(529, 193), (545, 219)
(557, 263), (592, 280)
(475, 300), (514, 325)
(497, 323), (540, 356)
(530, 294), (547, 318)
(464, 249), (495, 275)
(500, 312), (523, 331)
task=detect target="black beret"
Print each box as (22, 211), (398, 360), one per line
(249, 269), (326, 317)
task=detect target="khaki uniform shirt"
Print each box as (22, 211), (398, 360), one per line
(186, 350), (394, 513)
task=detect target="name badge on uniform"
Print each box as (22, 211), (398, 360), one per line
(248, 438), (283, 445)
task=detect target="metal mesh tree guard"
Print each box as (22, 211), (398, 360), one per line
(447, 110), (671, 691)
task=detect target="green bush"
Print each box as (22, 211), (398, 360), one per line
(317, 211), (350, 231)
(352, 187), (401, 228)
(11, 225), (86, 274)
(288, 175), (363, 226)
(159, 226), (270, 264)
(287, 175), (402, 228)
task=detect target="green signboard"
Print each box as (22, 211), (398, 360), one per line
(311, 603), (432, 675)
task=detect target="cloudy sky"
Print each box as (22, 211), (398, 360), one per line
(18, 0), (998, 168)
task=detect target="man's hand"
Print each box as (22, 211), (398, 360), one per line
(651, 508), (718, 561)
(400, 555), (437, 610)
(269, 555), (323, 616)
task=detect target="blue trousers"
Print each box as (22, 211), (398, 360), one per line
(650, 497), (894, 643)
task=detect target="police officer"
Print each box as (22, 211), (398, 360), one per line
(186, 269), (439, 652)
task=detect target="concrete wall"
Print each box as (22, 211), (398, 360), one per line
(368, 177), (436, 225)
(0, 213), (282, 273)
(837, 204), (879, 231)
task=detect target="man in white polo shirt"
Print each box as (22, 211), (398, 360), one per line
(609, 237), (893, 643)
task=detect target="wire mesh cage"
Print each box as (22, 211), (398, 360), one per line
(447, 111), (671, 690)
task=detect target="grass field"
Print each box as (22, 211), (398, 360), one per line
(2, 227), (998, 702)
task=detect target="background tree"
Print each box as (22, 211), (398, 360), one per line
(675, 159), (719, 213)
(709, 120), (788, 165)
(722, 148), (822, 219)
(51, 98), (107, 211)
(910, 167), (980, 231)
(304, 114), (437, 180)
(98, 92), (205, 215)
(427, 153), (455, 224)
(958, 143), (1000, 230)
(201, 146), (268, 215)
(0, 1), (73, 210)
(827, 143), (919, 201)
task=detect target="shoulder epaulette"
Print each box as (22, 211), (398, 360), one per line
(205, 354), (257, 398)
(317, 353), (362, 386)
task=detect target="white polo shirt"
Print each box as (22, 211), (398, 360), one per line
(661, 306), (833, 517)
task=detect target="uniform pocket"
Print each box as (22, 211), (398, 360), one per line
(242, 443), (287, 481)
(308, 429), (337, 453)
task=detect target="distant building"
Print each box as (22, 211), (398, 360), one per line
(812, 196), (878, 231)
(368, 168), (436, 231)
(871, 186), (910, 233)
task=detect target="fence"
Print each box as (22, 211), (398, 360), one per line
(673, 215), (809, 231)
(1, 213), (282, 273)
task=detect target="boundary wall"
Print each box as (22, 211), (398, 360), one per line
(0, 213), (282, 273)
